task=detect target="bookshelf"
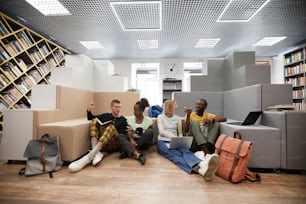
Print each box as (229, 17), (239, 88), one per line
(0, 12), (70, 135)
(162, 79), (182, 102)
(283, 45), (306, 111)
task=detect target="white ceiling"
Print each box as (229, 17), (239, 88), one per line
(1, 0), (306, 59)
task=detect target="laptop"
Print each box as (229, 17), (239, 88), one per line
(166, 136), (193, 149)
(227, 111), (262, 126)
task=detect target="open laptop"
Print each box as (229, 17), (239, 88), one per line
(166, 136), (193, 149)
(227, 111), (262, 126)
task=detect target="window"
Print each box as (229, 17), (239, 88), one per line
(131, 63), (161, 105)
(183, 61), (207, 91)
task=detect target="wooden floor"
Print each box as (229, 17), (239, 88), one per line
(1, 147), (306, 204)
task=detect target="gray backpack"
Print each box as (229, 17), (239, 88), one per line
(19, 134), (63, 178)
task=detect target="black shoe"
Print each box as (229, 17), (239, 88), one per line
(137, 153), (146, 165)
(119, 152), (128, 160)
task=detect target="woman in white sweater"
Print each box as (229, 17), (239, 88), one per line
(157, 100), (219, 181)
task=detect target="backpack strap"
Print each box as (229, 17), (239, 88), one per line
(244, 168), (261, 182)
(229, 139), (244, 182)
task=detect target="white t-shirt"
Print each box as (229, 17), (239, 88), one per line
(127, 115), (153, 138)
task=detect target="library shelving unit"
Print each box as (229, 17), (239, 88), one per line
(162, 79), (182, 102)
(0, 12), (70, 135)
(283, 45), (306, 111)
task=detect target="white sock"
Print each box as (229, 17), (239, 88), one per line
(91, 137), (98, 149)
(87, 143), (102, 161)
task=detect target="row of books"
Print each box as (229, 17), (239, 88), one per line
(0, 44), (10, 62)
(38, 44), (50, 56)
(16, 30), (33, 49)
(283, 50), (304, 65)
(16, 58), (29, 72)
(28, 48), (43, 63)
(284, 63), (306, 76)
(53, 49), (65, 62)
(285, 76), (306, 86)
(3, 38), (23, 57)
(0, 98), (9, 110)
(37, 62), (52, 75)
(47, 57), (57, 67)
(17, 76), (35, 90)
(27, 69), (42, 83)
(1, 94), (31, 110)
(0, 19), (10, 37)
(0, 73), (10, 89)
(2, 87), (23, 104)
(293, 89), (305, 99)
(293, 102), (305, 111)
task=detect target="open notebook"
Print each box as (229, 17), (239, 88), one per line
(165, 136), (193, 149)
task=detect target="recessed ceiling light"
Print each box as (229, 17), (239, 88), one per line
(195, 38), (220, 48)
(110, 1), (162, 31)
(138, 40), (158, 49)
(79, 41), (104, 50)
(26, 0), (71, 16)
(253, 37), (287, 46)
(217, 0), (271, 22)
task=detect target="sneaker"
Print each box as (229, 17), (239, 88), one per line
(92, 151), (103, 166)
(68, 156), (90, 173)
(137, 153), (146, 165)
(199, 154), (220, 181)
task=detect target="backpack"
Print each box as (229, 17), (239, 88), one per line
(148, 105), (163, 118)
(19, 134), (63, 178)
(214, 131), (260, 183)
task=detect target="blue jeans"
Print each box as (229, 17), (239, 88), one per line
(157, 140), (201, 174)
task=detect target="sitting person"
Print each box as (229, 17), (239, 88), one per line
(157, 100), (219, 181)
(117, 101), (154, 165)
(184, 98), (227, 154)
(68, 99), (127, 172)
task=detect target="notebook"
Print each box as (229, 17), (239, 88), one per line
(227, 111), (262, 126)
(166, 136), (193, 149)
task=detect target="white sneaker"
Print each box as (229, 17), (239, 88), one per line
(92, 151), (103, 166)
(199, 154), (220, 181)
(68, 156), (90, 173)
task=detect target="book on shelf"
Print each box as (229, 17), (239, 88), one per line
(16, 30), (33, 49)
(0, 20), (10, 36)
(94, 118), (113, 127)
(3, 62), (22, 77)
(9, 87), (22, 100)
(16, 58), (28, 71)
(2, 92), (16, 104)
(16, 83), (29, 94)
(0, 74), (10, 86)
(0, 44), (10, 59)
(2, 67), (17, 81)
(28, 69), (41, 82)
(0, 99), (9, 111)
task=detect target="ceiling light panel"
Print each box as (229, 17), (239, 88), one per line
(110, 1), (162, 31)
(195, 38), (220, 48)
(253, 37), (287, 46)
(217, 0), (270, 22)
(138, 40), (158, 49)
(79, 41), (104, 49)
(26, 0), (71, 16)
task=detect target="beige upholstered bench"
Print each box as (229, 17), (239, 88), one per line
(38, 118), (91, 162)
